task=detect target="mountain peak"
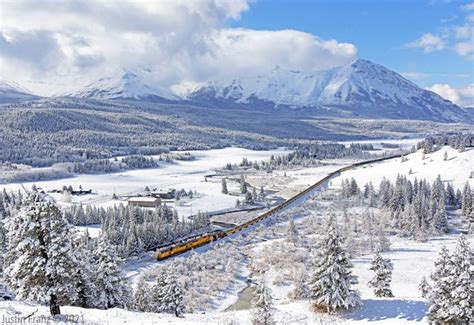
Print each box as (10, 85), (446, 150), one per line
(62, 68), (179, 102)
(0, 79), (40, 103)
(186, 60), (470, 122)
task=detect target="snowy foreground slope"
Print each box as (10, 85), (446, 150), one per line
(0, 145), (471, 324)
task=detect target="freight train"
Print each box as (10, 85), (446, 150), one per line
(156, 153), (405, 261)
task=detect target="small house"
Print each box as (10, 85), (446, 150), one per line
(128, 197), (161, 208)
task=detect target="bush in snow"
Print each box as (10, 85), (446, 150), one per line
(368, 252), (394, 297)
(286, 218), (298, 245)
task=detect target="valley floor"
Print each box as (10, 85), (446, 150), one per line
(0, 142), (472, 324)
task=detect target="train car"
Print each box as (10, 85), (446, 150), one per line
(156, 233), (216, 260)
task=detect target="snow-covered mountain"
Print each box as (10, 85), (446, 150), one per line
(0, 80), (40, 103)
(63, 68), (180, 102)
(3, 59), (472, 123)
(184, 59), (471, 122)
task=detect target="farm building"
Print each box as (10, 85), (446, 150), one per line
(127, 197), (161, 208)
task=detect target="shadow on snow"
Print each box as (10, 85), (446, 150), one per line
(345, 299), (427, 322)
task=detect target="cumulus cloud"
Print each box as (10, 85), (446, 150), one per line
(428, 84), (474, 107)
(0, 0), (357, 95)
(405, 33), (445, 53)
(406, 2), (474, 60)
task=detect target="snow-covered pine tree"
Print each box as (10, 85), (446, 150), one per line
(428, 246), (454, 323)
(150, 268), (168, 313)
(455, 189), (462, 208)
(368, 252), (394, 297)
(133, 276), (152, 312)
(94, 235), (131, 309)
(470, 209), (474, 234)
(240, 174), (247, 194)
(418, 276), (430, 299)
(221, 178), (228, 194)
(251, 275), (274, 325)
(286, 218), (298, 245)
(72, 235), (98, 308)
(245, 191), (254, 204)
(252, 187), (258, 202)
(447, 235), (472, 323)
(308, 216), (360, 313)
(158, 268), (185, 317)
(4, 195), (78, 315)
(433, 199), (448, 234)
(461, 182), (472, 217)
(445, 183), (456, 206)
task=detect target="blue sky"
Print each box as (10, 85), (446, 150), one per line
(232, 0), (473, 89)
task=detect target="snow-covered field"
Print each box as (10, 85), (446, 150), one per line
(0, 147), (288, 216)
(0, 144), (472, 324)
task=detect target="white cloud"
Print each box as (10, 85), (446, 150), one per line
(405, 33), (445, 53)
(0, 0), (357, 95)
(463, 2), (474, 11)
(406, 3), (474, 60)
(455, 41), (474, 56)
(428, 83), (474, 107)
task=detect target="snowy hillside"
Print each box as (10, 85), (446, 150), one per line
(0, 80), (39, 103)
(62, 68), (180, 102)
(185, 59), (470, 122)
(333, 145), (474, 191)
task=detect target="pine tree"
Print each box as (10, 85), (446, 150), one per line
(221, 178), (228, 194)
(428, 246), (453, 323)
(470, 209), (474, 234)
(418, 276), (430, 299)
(433, 199), (448, 234)
(73, 237), (98, 308)
(447, 235), (472, 323)
(158, 268), (185, 317)
(4, 195), (78, 315)
(94, 235), (130, 309)
(251, 275), (274, 325)
(245, 191), (254, 204)
(286, 218), (298, 245)
(133, 276), (152, 312)
(368, 252), (394, 297)
(240, 174), (247, 194)
(445, 183), (456, 206)
(308, 216), (360, 313)
(461, 182), (472, 217)
(150, 268), (168, 313)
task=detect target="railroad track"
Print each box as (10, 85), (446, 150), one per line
(156, 152), (406, 261)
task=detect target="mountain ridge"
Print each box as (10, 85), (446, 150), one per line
(1, 59), (471, 123)
(184, 59), (470, 122)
